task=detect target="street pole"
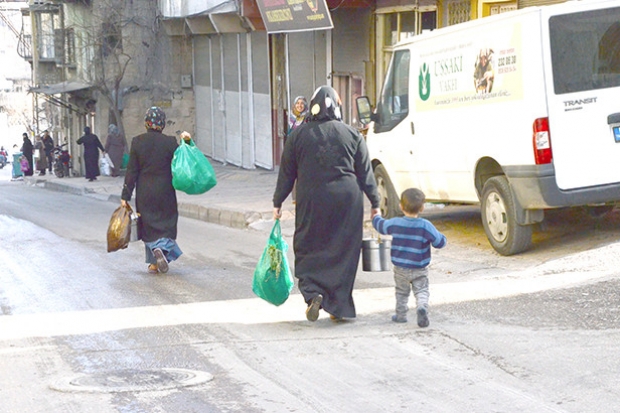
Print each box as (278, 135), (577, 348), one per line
(29, 0), (39, 134)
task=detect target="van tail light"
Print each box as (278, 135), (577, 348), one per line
(533, 117), (552, 165)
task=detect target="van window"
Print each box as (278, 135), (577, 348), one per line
(375, 50), (410, 133)
(550, 7), (620, 94)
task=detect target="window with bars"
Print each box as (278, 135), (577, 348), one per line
(38, 11), (60, 60)
(101, 21), (122, 57)
(377, 9), (437, 85)
(447, 1), (471, 26)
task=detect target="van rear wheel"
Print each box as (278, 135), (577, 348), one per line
(481, 176), (532, 256)
(374, 164), (402, 218)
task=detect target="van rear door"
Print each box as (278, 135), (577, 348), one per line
(544, 3), (620, 191)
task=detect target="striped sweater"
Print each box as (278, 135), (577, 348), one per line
(372, 215), (447, 269)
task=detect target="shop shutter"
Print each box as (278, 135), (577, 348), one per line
(376, 0), (436, 10)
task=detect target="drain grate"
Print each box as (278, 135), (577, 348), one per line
(51, 368), (213, 393)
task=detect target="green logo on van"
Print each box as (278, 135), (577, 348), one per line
(419, 63), (431, 101)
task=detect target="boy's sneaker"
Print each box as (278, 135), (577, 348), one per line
(391, 315), (407, 323)
(306, 295), (323, 322)
(417, 307), (429, 328)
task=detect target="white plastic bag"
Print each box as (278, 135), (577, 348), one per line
(104, 153), (114, 168)
(99, 154), (113, 176)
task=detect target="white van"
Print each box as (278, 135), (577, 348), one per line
(357, 0), (620, 256)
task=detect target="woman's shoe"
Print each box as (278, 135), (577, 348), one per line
(153, 248), (169, 273)
(305, 295), (323, 322)
(147, 264), (158, 274)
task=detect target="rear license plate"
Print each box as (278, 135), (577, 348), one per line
(614, 126), (620, 142)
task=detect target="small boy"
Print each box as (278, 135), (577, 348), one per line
(372, 188), (447, 327)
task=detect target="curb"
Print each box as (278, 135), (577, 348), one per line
(41, 179), (95, 196)
(178, 203), (265, 229)
(30, 177), (288, 230)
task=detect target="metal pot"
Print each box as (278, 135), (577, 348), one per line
(361, 238), (391, 272)
(129, 212), (141, 242)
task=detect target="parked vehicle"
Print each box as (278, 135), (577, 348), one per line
(53, 144), (72, 178)
(357, 0), (620, 255)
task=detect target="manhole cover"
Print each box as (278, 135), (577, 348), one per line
(51, 368), (213, 393)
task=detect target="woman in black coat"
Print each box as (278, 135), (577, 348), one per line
(121, 107), (182, 274)
(77, 126), (105, 181)
(273, 86), (381, 321)
(20, 133), (34, 176)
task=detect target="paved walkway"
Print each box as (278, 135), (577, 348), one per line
(20, 162), (296, 231)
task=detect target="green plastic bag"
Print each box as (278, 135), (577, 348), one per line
(121, 153), (130, 169)
(252, 220), (294, 306)
(171, 139), (217, 195)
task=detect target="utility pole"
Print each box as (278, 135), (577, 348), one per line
(30, 0), (40, 133)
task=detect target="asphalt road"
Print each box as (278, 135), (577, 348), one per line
(1, 169), (620, 412)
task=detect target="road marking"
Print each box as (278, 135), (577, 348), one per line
(0, 250), (615, 342)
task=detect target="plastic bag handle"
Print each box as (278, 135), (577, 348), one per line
(271, 219), (282, 240)
(180, 138), (195, 147)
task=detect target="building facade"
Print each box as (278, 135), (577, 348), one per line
(20, 0), (193, 176)
(158, 0), (485, 169)
(19, 0), (566, 174)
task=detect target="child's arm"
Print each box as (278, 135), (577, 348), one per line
(429, 223), (447, 249)
(372, 214), (390, 235)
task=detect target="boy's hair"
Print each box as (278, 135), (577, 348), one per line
(400, 188), (425, 214)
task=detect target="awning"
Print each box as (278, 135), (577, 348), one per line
(29, 81), (91, 95)
(30, 81), (91, 115)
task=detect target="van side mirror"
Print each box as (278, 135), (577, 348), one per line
(356, 96), (376, 125)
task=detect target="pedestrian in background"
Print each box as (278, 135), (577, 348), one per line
(42, 131), (54, 173)
(121, 106), (183, 274)
(104, 124), (127, 177)
(77, 126), (105, 181)
(34, 134), (48, 176)
(288, 95), (308, 135)
(20, 132), (33, 176)
(273, 85), (381, 322)
(372, 188), (447, 327)
(0, 146), (7, 168)
(287, 95), (308, 204)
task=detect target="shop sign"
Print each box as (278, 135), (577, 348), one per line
(255, 0), (333, 33)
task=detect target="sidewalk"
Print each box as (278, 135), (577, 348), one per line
(22, 162), (296, 232)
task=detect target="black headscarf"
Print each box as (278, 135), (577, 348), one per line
(307, 85), (343, 122)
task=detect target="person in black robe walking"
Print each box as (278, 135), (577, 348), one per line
(273, 85), (381, 321)
(20, 133), (34, 176)
(77, 126), (104, 181)
(42, 131), (54, 172)
(121, 107), (183, 274)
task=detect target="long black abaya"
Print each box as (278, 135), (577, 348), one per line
(273, 118), (379, 318)
(20, 136), (33, 176)
(121, 131), (179, 243)
(77, 131), (104, 179)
